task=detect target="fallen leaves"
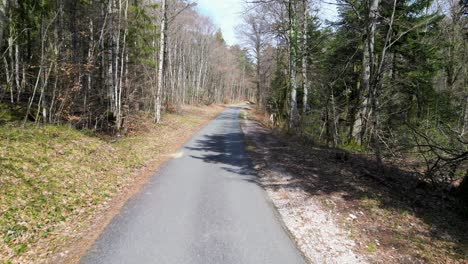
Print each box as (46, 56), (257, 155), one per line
(0, 105), (223, 263)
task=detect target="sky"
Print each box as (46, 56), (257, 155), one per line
(195, 0), (338, 46)
(195, 0), (244, 46)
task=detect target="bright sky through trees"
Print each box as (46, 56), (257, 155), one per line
(195, 0), (338, 46)
(196, 0), (243, 45)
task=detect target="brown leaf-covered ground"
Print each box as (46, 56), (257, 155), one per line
(241, 108), (468, 264)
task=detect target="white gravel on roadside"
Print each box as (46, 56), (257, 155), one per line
(261, 169), (367, 264)
(242, 117), (367, 264)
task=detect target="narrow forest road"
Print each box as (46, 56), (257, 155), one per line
(81, 106), (305, 264)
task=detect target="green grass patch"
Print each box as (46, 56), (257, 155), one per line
(359, 196), (380, 210)
(239, 111), (247, 120)
(246, 144), (256, 152)
(0, 103), (26, 123)
(0, 106), (222, 262)
(367, 242), (377, 253)
(340, 140), (365, 153)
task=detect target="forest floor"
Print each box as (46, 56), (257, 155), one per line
(240, 107), (468, 264)
(0, 105), (224, 264)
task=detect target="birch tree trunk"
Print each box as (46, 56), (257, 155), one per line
(3, 57), (12, 102)
(289, 0), (298, 128)
(254, 25), (261, 107)
(155, 0), (167, 123)
(301, 0), (309, 114)
(116, 0), (128, 130)
(195, 42), (205, 103)
(107, 1), (115, 112)
(114, 0), (122, 129)
(14, 43), (20, 101)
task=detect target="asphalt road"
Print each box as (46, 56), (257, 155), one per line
(81, 106), (305, 264)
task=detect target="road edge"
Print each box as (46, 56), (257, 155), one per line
(238, 110), (310, 264)
(57, 106), (226, 264)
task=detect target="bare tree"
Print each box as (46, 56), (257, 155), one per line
(237, 7), (270, 107)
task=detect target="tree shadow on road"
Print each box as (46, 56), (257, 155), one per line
(185, 131), (257, 182)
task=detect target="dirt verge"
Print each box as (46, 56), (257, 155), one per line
(0, 105), (224, 264)
(240, 108), (468, 264)
(59, 106), (224, 264)
(241, 113), (367, 264)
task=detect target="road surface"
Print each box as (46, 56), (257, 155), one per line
(81, 106), (305, 264)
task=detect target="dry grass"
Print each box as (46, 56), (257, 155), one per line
(0, 105), (224, 264)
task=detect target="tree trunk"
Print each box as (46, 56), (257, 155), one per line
(301, 0), (309, 115)
(368, 0), (382, 164)
(457, 174), (468, 209)
(195, 45), (205, 103)
(352, 0), (379, 145)
(0, 0), (6, 48)
(289, 0), (298, 129)
(352, 39), (370, 144)
(116, 0), (128, 130)
(155, 0), (167, 123)
(255, 27), (262, 107)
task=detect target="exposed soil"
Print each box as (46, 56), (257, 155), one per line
(241, 108), (468, 264)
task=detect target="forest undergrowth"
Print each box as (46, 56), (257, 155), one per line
(243, 108), (468, 263)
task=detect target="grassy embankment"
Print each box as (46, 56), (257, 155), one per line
(0, 105), (224, 263)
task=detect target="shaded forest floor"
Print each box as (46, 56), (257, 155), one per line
(0, 105), (224, 264)
(241, 107), (468, 264)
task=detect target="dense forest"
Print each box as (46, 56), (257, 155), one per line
(0, 0), (467, 262)
(0, 2), (257, 260)
(0, 0), (255, 131)
(0, 0), (466, 211)
(237, 0), (467, 204)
